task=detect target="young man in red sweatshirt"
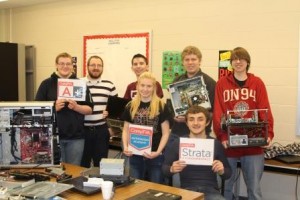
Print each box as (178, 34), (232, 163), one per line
(213, 47), (274, 200)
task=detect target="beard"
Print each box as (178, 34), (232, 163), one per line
(88, 70), (102, 79)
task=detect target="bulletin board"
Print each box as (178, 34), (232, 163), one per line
(83, 32), (151, 96)
(161, 51), (185, 89)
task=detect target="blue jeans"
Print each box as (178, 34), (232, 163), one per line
(224, 154), (264, 200)
(60, 139), (84, 165)
(186, 186), (224, 200)
(129, 154), (164, 184)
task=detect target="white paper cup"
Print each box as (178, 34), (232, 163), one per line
(101, 181), (113, 200)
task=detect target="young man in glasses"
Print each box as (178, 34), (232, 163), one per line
(35, 52), (93, 165)
(81, 55), (118, 167)
(213, 47), (274, 200)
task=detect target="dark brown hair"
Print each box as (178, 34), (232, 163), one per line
(230, 47), (251, 71)
(185, 105), (210, 123)
(131, 54), (148, 65)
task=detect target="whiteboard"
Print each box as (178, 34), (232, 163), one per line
(83, 32), (151, 96)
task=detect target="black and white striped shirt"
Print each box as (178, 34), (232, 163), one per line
(82, 77), (118, 126)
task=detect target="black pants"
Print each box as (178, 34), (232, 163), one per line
(81, 124), (110, 167)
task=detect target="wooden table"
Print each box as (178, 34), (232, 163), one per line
(60, 163), (204, 200)
(264, 158), (300, 175)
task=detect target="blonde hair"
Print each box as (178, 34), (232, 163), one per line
(130, 72), (164, 120)
(55, 52), (72, 64)
(181, 46), (202, 61)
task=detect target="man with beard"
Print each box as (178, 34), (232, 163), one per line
(81, 55), (118, 167)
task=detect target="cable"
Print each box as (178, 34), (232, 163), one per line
(296, 166), (300, 200)
(9, 127), (21, 163)
(0, 133), (3, 162)
(269, 142), (284, 147)
(114, 151), (123, 159)
(21, 164), (42, 173)
(232, 168), (241, 200)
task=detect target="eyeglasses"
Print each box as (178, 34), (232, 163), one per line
(58, 62), (73, 67)
(89, 64), (103, 68)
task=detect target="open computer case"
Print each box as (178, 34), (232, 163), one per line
(168, 76), (211, 116)
(222, 109), (269, 147)
(0, 101), (60, 167)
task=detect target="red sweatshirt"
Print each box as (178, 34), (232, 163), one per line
(213, 73), (274, 157)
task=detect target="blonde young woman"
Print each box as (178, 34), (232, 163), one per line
(122, 72), (170, 184)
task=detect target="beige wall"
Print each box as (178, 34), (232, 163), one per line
(0, 9), (10, 42)
(0, 0), (299, 144)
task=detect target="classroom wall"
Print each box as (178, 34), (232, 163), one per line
(0, 0), (299, 145)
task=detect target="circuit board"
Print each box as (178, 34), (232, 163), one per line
(0, 101), (59, 167)
(168, 76), (211, 116)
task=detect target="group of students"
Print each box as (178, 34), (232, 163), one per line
(121, 46), (274, 200)
(35, 45), (274, 200)
(35, 53), (117, 168)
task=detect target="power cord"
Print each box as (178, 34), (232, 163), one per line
(114, 151), (123, 158)
(296, 167), (300, 200)
(232, 168), (241, 200)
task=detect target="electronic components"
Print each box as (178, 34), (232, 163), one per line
(222, 109), (269, 147)
(100, 158), (125, 176)
(168, 76), (211, 116)
(0, 101), (59, 167)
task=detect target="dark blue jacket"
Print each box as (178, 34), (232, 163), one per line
(35, 72), (93, 139)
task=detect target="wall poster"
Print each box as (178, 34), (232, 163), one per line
(162, 51), (185, 89)
(218, 50), (232, 79)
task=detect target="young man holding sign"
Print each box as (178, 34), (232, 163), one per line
(162, 105), (231, 200)
(35, 52), (93, 165)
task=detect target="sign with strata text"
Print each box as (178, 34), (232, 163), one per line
(179, 138), (214, 165)
(57, 79), (86, 101)
(128, 124), (153, 156)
